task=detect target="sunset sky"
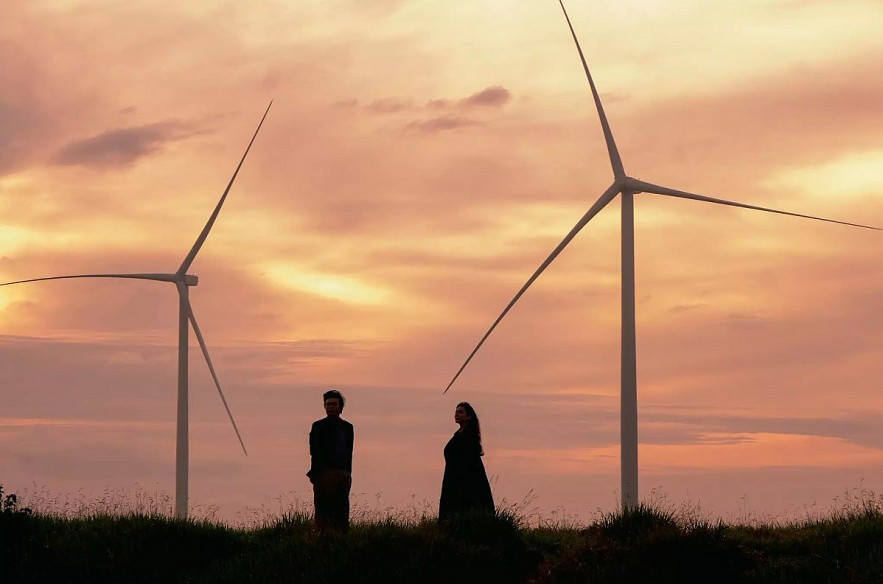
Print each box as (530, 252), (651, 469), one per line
(2, 0), (883, 523)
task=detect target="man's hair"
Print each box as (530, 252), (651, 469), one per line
(323, 389), (345, 410)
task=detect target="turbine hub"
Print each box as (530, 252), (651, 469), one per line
(621, 176), (644, 194)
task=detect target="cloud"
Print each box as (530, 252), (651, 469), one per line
(53, 121), (201, 169)
(365, 98), (413, 114)
(460, 86), (511, 109)
(354, 0), (409, 18)
(668, 303), (709, 313)
(407, 116), (480, 134)
(360, 86), (512, 117)
(354, 86), (512, 136)
(645, 408), (883, 450)
(0, 23), (65, 175)
(621, 54), (883, 192)
(0, 97), (50, 175)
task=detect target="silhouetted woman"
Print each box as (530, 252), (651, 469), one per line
(438, 401), (495, 521)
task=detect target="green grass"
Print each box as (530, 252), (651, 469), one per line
(3, 485), (883, 583)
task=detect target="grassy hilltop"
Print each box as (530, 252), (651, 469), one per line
(2, 484), (883, 583)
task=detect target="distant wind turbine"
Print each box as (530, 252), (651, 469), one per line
(1, 102), (272, 519)
(444, 1), (879, 510)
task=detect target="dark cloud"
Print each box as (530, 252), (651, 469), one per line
(407, 116), (480, 134)
(334, 99), (359, 108)
(427, 98), (452, 109)
(53, 121), (201, 169)
(460, 86), (511, 109)
(356, 86), (511, 124)
(365, 98), (413, 114)
(339, 86), (511, 140)
(644, 408), (883, 450)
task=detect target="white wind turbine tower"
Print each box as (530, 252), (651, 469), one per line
(444, 1), (879, 510)
(1, 102), (272, 519)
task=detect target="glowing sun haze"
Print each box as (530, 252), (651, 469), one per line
(2, 0), (883, 521)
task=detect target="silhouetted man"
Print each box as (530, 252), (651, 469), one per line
(307, 389), (354, 531)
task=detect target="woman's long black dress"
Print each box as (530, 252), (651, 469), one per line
(438, 428), (494, 520)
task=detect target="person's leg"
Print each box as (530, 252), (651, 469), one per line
(340, 471), (352, 530)
(328, 470), (352, 531)
(313, 472), (332, 530)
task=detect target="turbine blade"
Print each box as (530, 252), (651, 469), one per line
(0, 273), (178, 287)
(558, 0), (625, 179)
(177, 101), (273, 276)
(444, 182), (620, 394)
(187, 301), (248, 456)
(625, 178), (880, 231)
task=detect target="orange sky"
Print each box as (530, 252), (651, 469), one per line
(2, 0), (883, 523)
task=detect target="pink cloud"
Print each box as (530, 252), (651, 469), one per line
(407, 115), (480, 133)
(364, 98), (414, 114)
(53, 121), (202, 169)
(460, 85), (511, 109)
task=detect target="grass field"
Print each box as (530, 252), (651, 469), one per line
(2, 484), (882, 583)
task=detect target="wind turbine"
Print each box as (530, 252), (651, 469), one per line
(1, 102), (272, 519)
(444, 1), (879, 510)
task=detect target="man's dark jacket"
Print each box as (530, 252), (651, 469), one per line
(307, 417), (354, 481)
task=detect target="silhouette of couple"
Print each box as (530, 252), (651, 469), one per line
(306, 390), (494, 531)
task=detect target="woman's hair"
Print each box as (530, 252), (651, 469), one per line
(457, 401), (484, 454)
